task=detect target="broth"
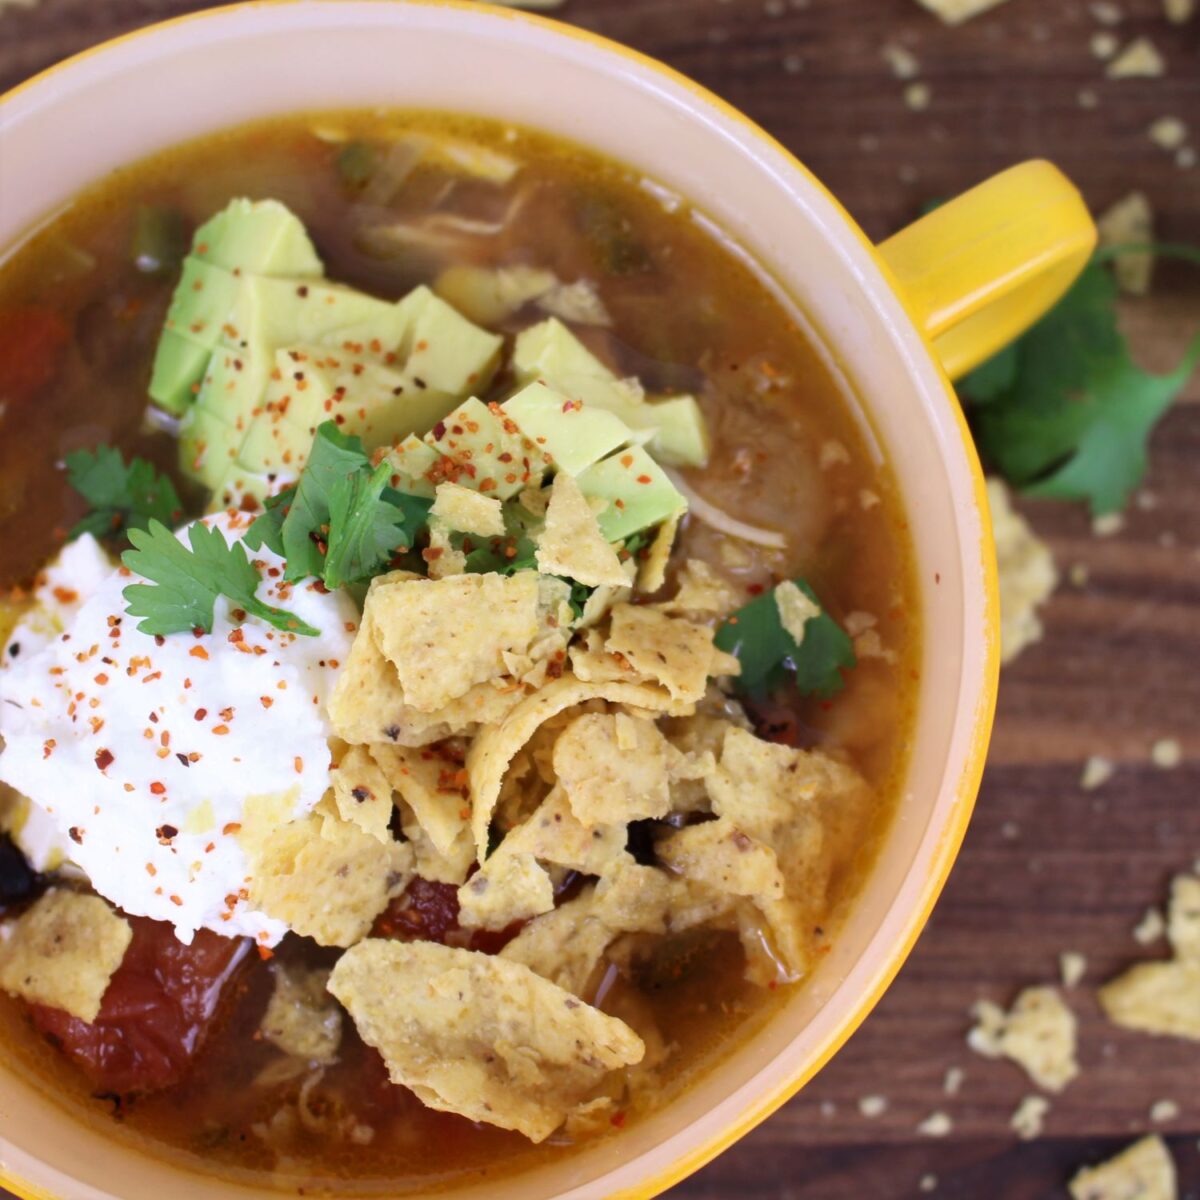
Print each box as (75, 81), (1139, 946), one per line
(0, 111), (920, 1192)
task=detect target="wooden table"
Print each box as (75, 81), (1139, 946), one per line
(3, 1), (1198, 1196)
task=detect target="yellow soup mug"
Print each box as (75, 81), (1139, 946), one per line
(0, 2), (1094, 1197)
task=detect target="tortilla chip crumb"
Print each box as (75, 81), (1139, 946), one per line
(1107, 37), (1166, 79)
(1149, 1098), (1180, 1123)
(919, 1177), (939, 1195)
(1081, 756), (1115, 791)
(261, 962), (342, 1064)
(1099, 958), (1200, 1042)
(536, 471), (627, 588)
(1133, 907), (1167, 946)
(1061, 951), (1088, 988)
(327, 940), (643, 1142)
(913, 0), (1010, 23)
(943, 1066), (965, 1095)
(1167, 875), (1200, 961)
(1068, 1135), (1177, 1200)
(882, 43), (920, 80)
(1164, 0), (1194, 21)
(1150, 738), (1182, 769)
(1093, 513), (1125, 538)
(1097, 192), (1155, 295)
(967, 986), (1079, 1092)
(430, 482), (505, 538)
(904, 82), (932, 111)
(1149, 116), (1189, 152)
(988, 479), (1057, 665)
(0, 889), (131, 1022)
(774, 581), (821, 646)
(858, 1093), (888, 1117)
(1011, 1094), (1050, 1141)
(916, 1110), (953, 1137)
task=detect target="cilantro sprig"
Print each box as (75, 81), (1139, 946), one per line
(715, 579), (855, 700)
(64, 446), (182, 542)
(960, 252), (1200, 516)
(122, 520), (317, 638)
(245, 423), (431, 588)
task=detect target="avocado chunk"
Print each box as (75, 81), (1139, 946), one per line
(512, 318), (709, 467)
(501, 381), (632, 477)
(193, 342), (273, 432)
(205, 465), (277, 515)
(192, 198), (324, 277)
(574, 445), (687, 543)
(403, 289), (504, 397)
(178, 408), (244, 491)
(164, 257), (243, 348)
(149, 329), (213, 414)
(236, 406), (314, 477)
(425, 398), (548, 500)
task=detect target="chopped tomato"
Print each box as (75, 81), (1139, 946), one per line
(30, 916), (249, 1095)
(372, 876), (524, 954)
(0, 308), (70, 407)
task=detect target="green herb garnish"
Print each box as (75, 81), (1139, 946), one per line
(122, 520), (317, 638)
(715, 579), (855, 700)
(245, 422), (430, 587)
(960, 254), (1200, 516)
(65, 446), (183, 542)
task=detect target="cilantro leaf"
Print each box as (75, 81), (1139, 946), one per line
(324, 461), (411, 589)
(122, 519), (317, 638)
(960, 260), (1200, 515)
(243, 487), (293, 557)
(64, 446), (182, 541)
(715, 579), (855, 700)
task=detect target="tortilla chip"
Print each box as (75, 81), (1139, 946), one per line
(371, 744), (470, 860)
(369, 571), (541, 712)
(536, 471), (627, 588)
(457, 852), (555, 930)
(967, 987), (1080, 1092)
(431, 482), (505, 538)
(0, 890), (131, 1022)
(577, 578), (633, 630)
(552, 712), (671, 825)
(637, 513), (680, 595)
(606, 604), (717, 703)
(327, 940), (644, 1142)
(393, 800), (473, 886)
(261, 962), (342, 1064)
(656, 818), (786, 901)
(466, 674), (683, 858)
(774, 580), (821, 645)
(1068, 1136), (1177, 1200)
(1167, 874), (1200, 962)
(424, 518), (467, 580)
(330, 745), (394, 844)
(241, 796), (412, 947)
(1099, 961), (1200, 1041)
(656, 559), (743, 619)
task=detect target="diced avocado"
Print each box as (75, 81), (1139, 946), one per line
(404, 291), (504, 397)
(380, 435), (442, 499)
(149, 329), (213, 414)
(194, 342), (272, 430)
(425, 398), (548, 500)
(574, 445), (687, 543)
(557, 375), (709, 468)
(192, 199), (323, 278)
(178, 408), (243, 490)
(164, 257), (243, 348)
(237, 406), (314, 477)
(205, 465), (277, 514)
(501, 381), (632, 476)
(512, 317), (611, 384)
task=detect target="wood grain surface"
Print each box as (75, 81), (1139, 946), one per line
(2, 1), (1199, 1197)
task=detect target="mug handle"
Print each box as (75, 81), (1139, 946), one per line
(877, 160), (1096, 381)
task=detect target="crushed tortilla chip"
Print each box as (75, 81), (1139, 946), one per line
(914, 0), (1010, 20)
(636, 513), (681, 595)
(552, 712), (671, 825)
(424, 518), (467, 579)
(606, 604), (718, 703)
(535, 471), (627, 588)
(330, 744), (394, 843)
(1069, 1136), (1177, 1200)
(262, 962), (342, 1064)
(327, 940), (644, 1142)
(1107, 37), (1165, 79)
(370, 571), (541, 712)
(430, 482), (505, 537)
(372, 744), (471, 863)
(1167, 874), (1200, 961)
(241, 795), (412, 947)
(457, 851), (555, 930)
(989, 478), (1058, 665)
(656, 559), (743, 620)
(1097, 192), (1156, 296)
(466, 674), (682, 857)
(967, 986), (1079, 1092)
(774, 580), (821, 645)
(395, 798), (475, 885)
(1099, 961), (1200, 1041)
(656, 818), (786, 901)
(0, 889), (131, 1022)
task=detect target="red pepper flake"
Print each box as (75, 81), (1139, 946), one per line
(219, 706), (235, 722)
(156, 824), (178, 844)
(189, 645), (209, 660)
(194, 708), (208, 721)
(620, 454), (634, 468)
(257, 945), (274, 961)
(150, 782), (166, 796)
(93, 672), (109, 685)
(94, 748), (114, 771)
(294, 756), (304, 774)
(227, 629), (244, 645)
(42, 739), (56, 759)
(636, 474), (652, 485)
(169, 895), (183, 907)
(52, 586), (78, 605)
(68, 827), (83, 845)
(260, 696), (274, 709)
(610, 1111), (627, 1128)
(222, 822), (242, 835)
(145, 863), (156, 877)
(212, 724), (230, 736)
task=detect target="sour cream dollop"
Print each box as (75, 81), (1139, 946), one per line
(0, 512), (356, 944)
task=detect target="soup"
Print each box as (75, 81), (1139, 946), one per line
(0, 112), (919, 1193)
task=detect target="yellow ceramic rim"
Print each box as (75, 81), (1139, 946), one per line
(0, 4), (1001, 1199)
